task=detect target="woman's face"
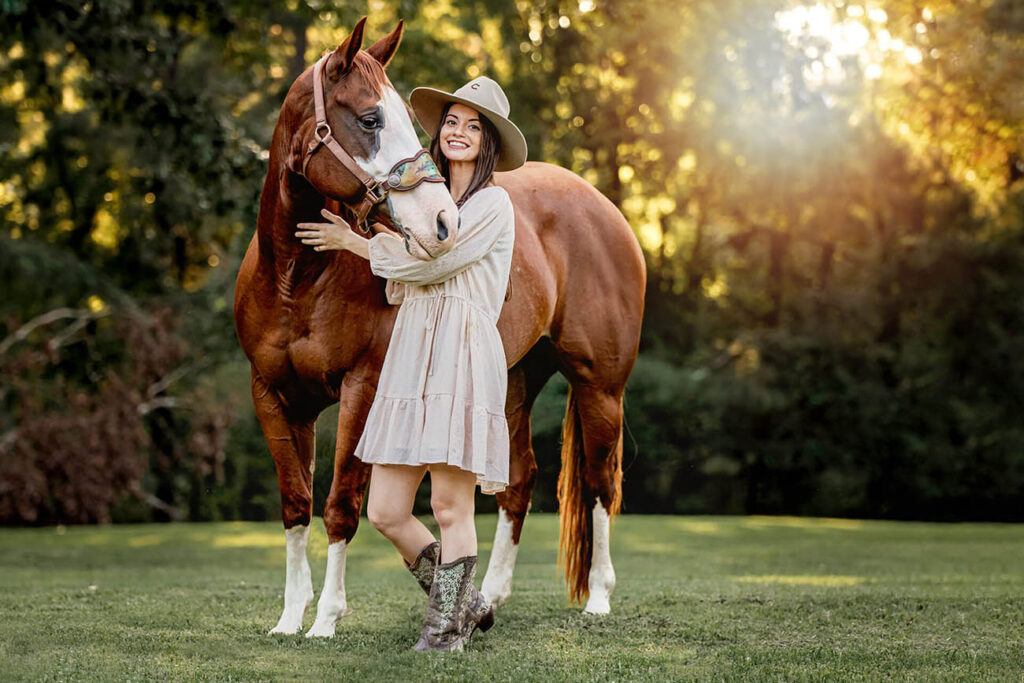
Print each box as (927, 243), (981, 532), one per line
(439, 103), (483, 164)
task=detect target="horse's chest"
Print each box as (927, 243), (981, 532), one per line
(245, 304), (336, 380)
(287, 337), (343, 382)
(243, 270), (390, 392)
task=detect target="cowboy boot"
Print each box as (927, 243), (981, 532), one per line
(407, 542), (495, 639)
(464, 588), (495, 640)
(405, 540), (440, 594)
(414, 555), (487, 652)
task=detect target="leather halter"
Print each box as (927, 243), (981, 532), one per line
(302, 53), (445, 234)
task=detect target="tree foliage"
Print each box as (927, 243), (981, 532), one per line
(1, 0), (1022, 523)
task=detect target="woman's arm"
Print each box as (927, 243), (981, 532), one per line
(295, 209), (371, 260)
(369, 189), (513, 287)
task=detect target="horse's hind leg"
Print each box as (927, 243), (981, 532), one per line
(307, 376), (374, 638)
(481, 367), (535, 606)
(561, 381), (625, 615)
(251, 371), (317, 634)
(482, 344), (555, 606)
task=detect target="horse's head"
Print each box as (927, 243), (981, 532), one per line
(292, 18), (458, 260)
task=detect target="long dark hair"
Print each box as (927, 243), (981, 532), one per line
(429, 102), (502, 208)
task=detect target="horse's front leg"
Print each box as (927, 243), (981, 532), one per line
(251, 372), (318, 634)
(307, 375), (374, 638)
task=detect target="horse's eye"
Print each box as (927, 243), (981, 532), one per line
(358, 116), (380, 131)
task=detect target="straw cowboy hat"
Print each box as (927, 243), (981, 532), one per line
(410, 77), (528, 172)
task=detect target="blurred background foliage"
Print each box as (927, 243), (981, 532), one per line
(1, 0), (1022, 524)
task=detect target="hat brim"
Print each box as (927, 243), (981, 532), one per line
(410, 86), (528, 172)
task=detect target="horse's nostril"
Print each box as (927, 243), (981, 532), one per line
(436, 212), (449, 241)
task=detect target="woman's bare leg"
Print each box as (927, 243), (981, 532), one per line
(428, 464), (478, 562)
(366, 463), (436, 563)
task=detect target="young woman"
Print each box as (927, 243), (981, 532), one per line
(295, 77), (527, 652)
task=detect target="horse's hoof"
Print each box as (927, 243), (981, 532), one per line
(269, 606), (307, 635)
(305, 621), (336, 638)
(305, 607), (349, 638)
(583, 596), (611, 615)
(480, 581), (511, 606)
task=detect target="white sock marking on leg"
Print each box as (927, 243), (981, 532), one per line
(306, 541), (349, 638)
(481, 508), (519, 606)
(269, 524), (313, 634)
(584, 504), (615, 615)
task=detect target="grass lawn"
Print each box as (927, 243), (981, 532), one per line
(1, 514), (1022, 681)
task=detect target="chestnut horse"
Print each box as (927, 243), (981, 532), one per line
(234, 18), (645, 637)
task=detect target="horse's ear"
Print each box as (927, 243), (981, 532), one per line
(365, 20), (404, 68)
(327, 16), (367, 76)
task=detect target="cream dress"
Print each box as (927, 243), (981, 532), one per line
(354, 186), (514, 494)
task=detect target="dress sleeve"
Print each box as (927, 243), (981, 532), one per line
(384, 280), (406, 305)
(367, 188), (513, 287)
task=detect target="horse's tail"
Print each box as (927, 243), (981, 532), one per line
(557, 387), (589, 604)
(557, 386), (623, 603)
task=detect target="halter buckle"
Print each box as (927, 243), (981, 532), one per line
(364, 180), (388, 205)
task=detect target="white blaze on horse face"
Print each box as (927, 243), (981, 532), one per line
(269, 525), (314, 634)
(306, 541), (349, 638)
(481, 507), (519, 606)
(584, 503), (615, 615)
(355, 86), (458, 259)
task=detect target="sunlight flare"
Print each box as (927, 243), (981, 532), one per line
(775, 2), (927, 88)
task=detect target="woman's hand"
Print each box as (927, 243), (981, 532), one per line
(296, 209), (367, 256)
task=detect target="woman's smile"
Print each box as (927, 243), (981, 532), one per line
(439, 103), (482, 162)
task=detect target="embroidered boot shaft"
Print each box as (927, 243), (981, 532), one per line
(414, 555), (487, 652)
(406, 541), (440, 594)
